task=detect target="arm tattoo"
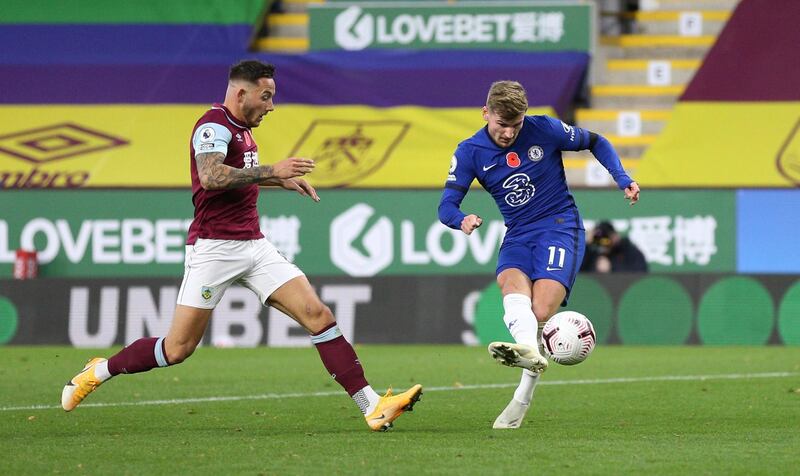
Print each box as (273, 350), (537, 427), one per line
(195, 152), (275, 190)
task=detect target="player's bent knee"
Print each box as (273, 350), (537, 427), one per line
(305, 303), (335, 333)
(533, 303), (558, 322)
(165, 342), (197, 364)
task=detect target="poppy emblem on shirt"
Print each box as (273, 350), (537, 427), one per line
(506, 151), (521, 168)
(528, 146), (544, 162)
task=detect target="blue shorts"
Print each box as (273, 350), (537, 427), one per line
(496, 227), (586, 305)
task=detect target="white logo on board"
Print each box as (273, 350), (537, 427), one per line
(335, 6), (374, 51)
(330, 204), (393, 277)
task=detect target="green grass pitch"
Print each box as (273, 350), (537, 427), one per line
(1, 345), (798, 475)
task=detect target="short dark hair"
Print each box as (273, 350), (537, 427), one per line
(229, 60), (275, 83)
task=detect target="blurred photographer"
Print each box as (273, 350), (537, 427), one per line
(581, 220), (648, 273)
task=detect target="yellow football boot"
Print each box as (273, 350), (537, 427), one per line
(364, 384), (423, 431)
(61, 357), (106, 411)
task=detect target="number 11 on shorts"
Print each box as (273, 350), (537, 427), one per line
(547, 246), (565, 271)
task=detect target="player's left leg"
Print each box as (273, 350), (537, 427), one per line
(62, 238), (245, 411)
(61, 305), (213, 412)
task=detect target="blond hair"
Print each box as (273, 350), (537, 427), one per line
(486, 80), (528, 119)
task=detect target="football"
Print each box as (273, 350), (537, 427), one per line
(540, 311), (596, 365)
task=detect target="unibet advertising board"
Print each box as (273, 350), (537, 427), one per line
(1, 274), (797, 346)
(309, 2), (593, 52)
(0, 189), (734, 278)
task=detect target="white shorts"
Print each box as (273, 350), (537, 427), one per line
(177, 238), (304, 309)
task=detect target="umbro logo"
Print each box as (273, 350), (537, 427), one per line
(483, 163), (497, 171)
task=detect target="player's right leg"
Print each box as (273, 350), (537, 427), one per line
(488, 268), (548, 373)
(493, 282), (564, 428)
(62, 239), (240, 411)
(492, 230), (582, 429)
(61, 305), (212, 411)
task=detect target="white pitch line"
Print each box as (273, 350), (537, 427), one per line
(3, 371), (797, 412)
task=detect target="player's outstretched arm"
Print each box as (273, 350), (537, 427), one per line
(196, 153), (314, 190)
(625, 181), (640, 205)
(460, 214), (483, 235)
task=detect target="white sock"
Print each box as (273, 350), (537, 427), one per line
(502, 293), (539, 348)
(537, 321), (546, 354)
(353, 385), (381, 415)
(94, 359), (112, 382)
(513, 369), (540, 405)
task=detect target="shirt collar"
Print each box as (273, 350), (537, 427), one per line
(211, 103), (249, 130)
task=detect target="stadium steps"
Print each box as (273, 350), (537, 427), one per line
(573, 0), (740, 185)
(571, 107), (671, 183)
(590, 85), (684, 109)
(255, 36), (308, 52)
(563, 153), (642, 186)
(600, 35), (715, 59)
(638, 0), (740, 10)
(604, 59), (699, 85)
(265, 13), (308, 38)
(255, 0), (318, 52)
(575, 109), (671, 136)
(625, 10), (730, 36)
(280, 0), (323, 14)
(600, 134), (657, 159)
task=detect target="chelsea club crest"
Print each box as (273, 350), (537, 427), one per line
(528, 145), (544, 162)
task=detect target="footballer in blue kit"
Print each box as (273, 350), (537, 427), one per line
(438, 81), (640, 429)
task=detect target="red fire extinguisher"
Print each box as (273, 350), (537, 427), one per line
(13, 248), (38, 279)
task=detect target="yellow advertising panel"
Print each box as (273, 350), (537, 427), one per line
(636, 103), (800, 187)
(0, 104), (552, 189)
(0, 105), (203, 188)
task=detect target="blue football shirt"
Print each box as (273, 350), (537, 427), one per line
(438, 115), (632, 235)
